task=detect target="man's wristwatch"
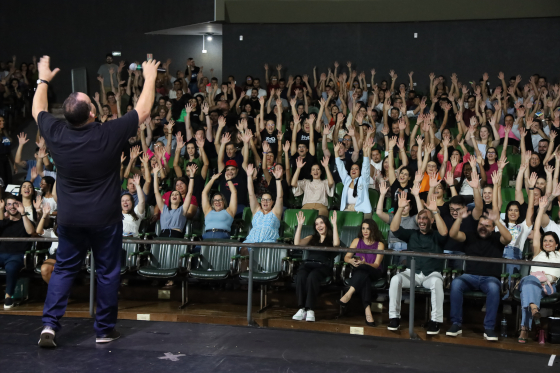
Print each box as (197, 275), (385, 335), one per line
(37, 79), (49, 86)
(432, 210), (439, 215)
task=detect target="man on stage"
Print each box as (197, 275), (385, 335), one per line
(32, 55), (160, 348)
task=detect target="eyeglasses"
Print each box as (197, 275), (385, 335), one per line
(486, 151), (496, 155)
(213, 199), (223, 203)
(261, 198), (272, 202)
(449, 207), (463, 213)
(6, 203), (17, 207)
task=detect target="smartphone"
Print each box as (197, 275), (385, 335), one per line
(147, 53), (153, 61)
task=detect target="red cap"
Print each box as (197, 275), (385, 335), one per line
(225, 160), (239, 168)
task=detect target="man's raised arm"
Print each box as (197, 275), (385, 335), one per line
(32, 56), (60, 123)
(135, 60), (161, 124)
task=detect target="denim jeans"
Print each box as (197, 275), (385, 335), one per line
(519, 275), (556, 330)
(502, 245), (521, 299)
(42, 223), (123, 336)
(389, 241), (407, 265)
(450, 274), (501, 330)
(197, 231), (231, 253)
(0, 252), (24, 296)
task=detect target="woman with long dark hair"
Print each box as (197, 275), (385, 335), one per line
(122, 174), (145, 237)
(19, 180), (38, 223)
(339, 219), (385, 326)
(152, 163), (196, 238)
(518, 196), (560, 343)
(292, 211), (340, 322)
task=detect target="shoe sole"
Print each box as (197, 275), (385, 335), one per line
(484, 334), (498, 341)
(446, 331), (462, 337)
(292, 317), (305, 321)
(426, 330), (440, 335)
(38, 331), (57, 348)
(387, 326), (400, 331)
(96, 335), (120, 343)
(306, 319), (315, 322)
(4, 305), (13, 310)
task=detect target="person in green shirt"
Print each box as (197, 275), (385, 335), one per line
(387, 189), (448, 335)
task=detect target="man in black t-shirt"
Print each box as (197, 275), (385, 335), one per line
(446, 208), (512, 341)
(0, 194), (34, 309)
(34, 56), (160, 347)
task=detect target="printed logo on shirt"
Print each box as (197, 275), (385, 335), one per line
(265, 136), (276, 144)
(300, 135), (310, 141)
(2, 137), (10, 145)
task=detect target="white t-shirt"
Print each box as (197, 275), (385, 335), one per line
(42, 197), (57, 213)
(246, 88), (267, 98)
(123, 204), (145, 237)
(497, 219), (532, 249)
(456, 177), (473, 196)
(41, 227), (59, 255)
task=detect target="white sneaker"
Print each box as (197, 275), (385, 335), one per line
(292, 308), (307, 321)
(306, 310), (315, 322)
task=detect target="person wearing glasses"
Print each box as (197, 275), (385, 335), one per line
(201, 172), (238, 240)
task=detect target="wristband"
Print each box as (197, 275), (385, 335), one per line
(189, 177), (194, 180)
(450, 185), (455, 188)
(276, 178), (282, 181)
(529, 187), (535, 190)
(263, 152), (268, 154)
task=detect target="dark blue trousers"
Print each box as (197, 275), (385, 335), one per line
(42, 223), (122, 336)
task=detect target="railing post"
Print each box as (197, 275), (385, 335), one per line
(247, 248), (256, 326)
(409, 256), (418, 340)
(89, 254), (95, 317)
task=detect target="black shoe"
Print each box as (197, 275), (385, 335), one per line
(96, 329), (121, 343)
(4, 297), (14, 309)
(446, 324), (462, 337)
(365, 318), (376, 327)
(426, 320), (441, 335)
(484, 329), (498, 341)
(38, 326), (57, 348)
(387, 318), (400, 331)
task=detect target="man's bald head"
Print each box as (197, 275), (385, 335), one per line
(63, 92), (95, 127)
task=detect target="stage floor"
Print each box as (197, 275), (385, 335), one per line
(2, 298), (560, 356)
(0, 314), (558, 373)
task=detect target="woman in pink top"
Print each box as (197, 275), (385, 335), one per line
(438, 137), (470, 179)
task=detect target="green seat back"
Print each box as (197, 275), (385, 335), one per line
(198, 239), (239, 271)
(122, 242), (138, 268)
(501, 188), (516, 213)
(282, 209), (318, 238)
(369, 189), (380, 210)
(147, 241), (190, 271)
(339, 226), (360, 248)
(252, 247), (288, 274)
(329, 211), (363, 230)
(372, 214), (390, 241)
(552, 204), (559, 224)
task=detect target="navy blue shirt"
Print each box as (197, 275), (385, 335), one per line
(38, 111), (139, 226)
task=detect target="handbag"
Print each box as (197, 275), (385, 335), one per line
(531, 271), (555, 295)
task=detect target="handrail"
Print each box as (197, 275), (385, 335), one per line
(15, 236), (560, 339)
(12, 236), (560, 268)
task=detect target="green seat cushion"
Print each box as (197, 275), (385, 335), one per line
(138, 266), (178, 277)
(464, 291), (487, 298)
(239, 271), (281, 282)
(189, 269), (230, 279)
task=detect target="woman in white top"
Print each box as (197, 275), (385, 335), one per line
(292, 155), (334, 217)
(37, 204), (58, 284)
(122, 174), (146, 237)
(518, 196), (560, 343)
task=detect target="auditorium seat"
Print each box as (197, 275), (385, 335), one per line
(188, 239), (239, 280)
(135, 240), (190, 278)
(329, 211), (363, 231)
(278, 209), (318, 242)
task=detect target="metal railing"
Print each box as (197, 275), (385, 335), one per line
(4, 237), (560, 340)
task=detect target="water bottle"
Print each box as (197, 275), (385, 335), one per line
(500, 318), (508, 338)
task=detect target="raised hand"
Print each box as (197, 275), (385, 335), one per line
(467, 168), (479, 189)
(17, 132), (29, 146)
(185, 103), (193, 113)
(187, 163), (198, 177)
(429, 172), (441, 188)
(283, 141), (291, 153)
(132, 173), (141, 186)
(296, 211), (305, 226)
(246, 163), (254, 177)
(33, 195), (43, 211)
(320, 155), (330, 169)
(262, 141), (271, 154)
(330, 210), (337, 227)
(398, 191), (410, 209)
(445, 171), (455, 187)
(272, 166), (283, 180)
(295, 156), (306, 169)
(241, 129), (253, 143)
(379, 181), (389, 195)
(388, 136), (397, 149)
(414, 170), (423, 184)
(425, 195), (438, 212)
(528, 171), (538, 188)
(411, 181), (421, 196)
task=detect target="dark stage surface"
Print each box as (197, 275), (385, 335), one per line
(0, 315), (556, 373)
